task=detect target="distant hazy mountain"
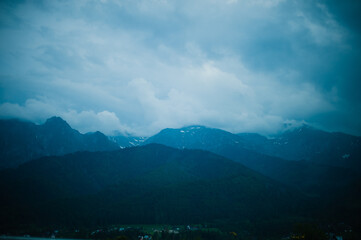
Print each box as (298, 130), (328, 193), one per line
(146, 126), (244, 150)
(108, 134), (146, 148)
(0, 144), (304, 230)
(238, 124), (361, 170)
(145, 126), (358, 194)
(0, 117), (119, 169)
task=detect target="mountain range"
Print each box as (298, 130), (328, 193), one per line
(1, 117), (360, 196)
(238, 125), (361, 169)
(0, 117), (360, 237)
(144, 125), (360, 195)
(145, 125), (361, 169)
(0, 117), (118, 169)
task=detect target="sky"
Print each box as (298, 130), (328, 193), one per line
(0, 0), (360, 136)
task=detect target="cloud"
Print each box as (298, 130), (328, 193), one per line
(62, 110), (130, 135)
(0, 99), (130, 135)
(0, 99), (58, 123)
(0, 0), (360, 136)
(290, 4), (346, 46)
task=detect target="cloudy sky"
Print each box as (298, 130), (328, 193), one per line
(0, 0), (360, 136)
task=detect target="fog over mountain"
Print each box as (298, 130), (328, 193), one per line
(1, 0), (361, 136)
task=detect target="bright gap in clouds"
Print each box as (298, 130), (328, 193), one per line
(0, 0), (360, 136)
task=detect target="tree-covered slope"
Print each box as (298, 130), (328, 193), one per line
(0, 144), (305, 230)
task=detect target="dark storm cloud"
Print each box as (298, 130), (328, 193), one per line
(0, 0), (360, 136)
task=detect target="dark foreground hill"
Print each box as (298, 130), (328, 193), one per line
(0, 117), (119, 169)
(0, 144), (306, 234)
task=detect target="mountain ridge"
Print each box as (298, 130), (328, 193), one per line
(144, 125), (360, 196)
(0, 117), (119, 169)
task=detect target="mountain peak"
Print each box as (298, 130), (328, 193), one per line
(181, 125), (207, 130)
(159, 125), (208, 133)
(44, 116), (69, 126)
(86, 131), (108, 140)
(42, 116), (74, 133)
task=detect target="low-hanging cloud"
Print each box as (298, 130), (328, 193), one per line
(0, 99), (130, 135)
